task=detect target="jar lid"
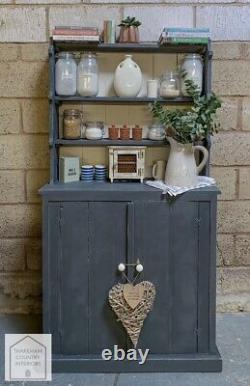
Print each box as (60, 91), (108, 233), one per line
(183, 54), (202, 60)
(63, 109), (82, 116)
(80, 52), (97, 58)
(58, 52), (74, 59)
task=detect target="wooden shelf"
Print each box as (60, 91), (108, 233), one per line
(53, 96), (193, 105)
(55, 139), (168, 147)
(53, 41), (210, 55)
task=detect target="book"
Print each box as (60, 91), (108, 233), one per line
(162, 31), (210, 38)
(52, 35), (100, 41)
(54, 26), (98, 31)
(52, 29), (99, 36)
(162, 27), (210, 33)
(160, 37), (209, 44)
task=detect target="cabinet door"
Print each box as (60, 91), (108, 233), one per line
(88, 202), (128, 353)
(46, 202), (89, 355)
(134, 200), (200, 354)
(45, 201), (130, 356)
(133, 202), (171, 354)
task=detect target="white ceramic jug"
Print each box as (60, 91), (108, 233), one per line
(114, 54), (142, 97)
(165, 137), (209, 187)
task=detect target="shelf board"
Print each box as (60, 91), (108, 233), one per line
(55, 139), (168, 147)
(53, 41), (209, 54)
(53, 96), (193, 105)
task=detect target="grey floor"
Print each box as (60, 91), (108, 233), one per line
(0, 313), (249, 386)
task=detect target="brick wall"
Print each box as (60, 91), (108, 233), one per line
(0, 1), (250, 313)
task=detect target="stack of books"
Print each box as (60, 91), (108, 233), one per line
(159, 27), (210, 45)
(52, 26), (100, 42)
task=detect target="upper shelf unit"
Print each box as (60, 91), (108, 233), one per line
(53, 96), (193, 105)
(53, 40), (211, 55)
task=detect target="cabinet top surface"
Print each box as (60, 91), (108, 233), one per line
(39, 181), (219, 195)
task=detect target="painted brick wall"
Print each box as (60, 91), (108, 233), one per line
(0, 1), (250, 313)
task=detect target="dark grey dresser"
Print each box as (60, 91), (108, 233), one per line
(40, 182), (222, 372)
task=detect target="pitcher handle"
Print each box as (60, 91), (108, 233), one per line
(194, 145), (209, 174)
(152, 163), (157, 179)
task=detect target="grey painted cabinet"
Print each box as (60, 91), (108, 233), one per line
(41, 184), (221, 372)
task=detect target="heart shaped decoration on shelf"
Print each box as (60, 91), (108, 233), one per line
(108, 281), (156, 348)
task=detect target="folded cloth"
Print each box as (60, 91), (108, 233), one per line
(145, 176), (216, 196)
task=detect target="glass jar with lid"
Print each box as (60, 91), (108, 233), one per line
(181, 54), (203, 96)
(77, 53), (99, 97)
(159, 72), (180, 98)
(148, 122), (166, 141)
(55, 52), (77, 96)
(63, 109), (83, 139)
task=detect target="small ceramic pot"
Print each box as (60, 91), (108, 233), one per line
(120, 126), (130, 140)
(109, 125), (119, 140)
(132, 126), (142, 140)
(119, 26), (139, 43)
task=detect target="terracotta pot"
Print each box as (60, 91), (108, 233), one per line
(119, 26), (139, 43)
(109, 125), (119, 140)
(132, 126), (142, 140)
(120, 126), (130, 140)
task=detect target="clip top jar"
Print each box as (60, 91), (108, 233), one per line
(160, 71), (180, 98)
(55, 52), (77, 96)
(181, 54), (203, 96)
(77, 52), (99, 97)
(63, 109), (83, 139)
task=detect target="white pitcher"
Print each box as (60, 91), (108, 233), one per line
(165, 137), (209, 187)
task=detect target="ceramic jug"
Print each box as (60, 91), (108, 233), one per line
(165, 137), (209, 187)
(114, 55), (142, 97)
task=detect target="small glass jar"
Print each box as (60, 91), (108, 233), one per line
(55, 52), (77, 96)
(148, 122), (165, 141)
(160, 72), (180, 98)
(63, 109), (82, 139)
(181, 54), (203, 96)
(77, 53), (99, 97)
(85, 121), (104, 140)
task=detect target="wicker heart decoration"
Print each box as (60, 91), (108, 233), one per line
(108, 281), (156, 348)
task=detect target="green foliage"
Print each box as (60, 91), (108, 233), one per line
(118, 16), (142, 28)
(150, 75), (222, 144)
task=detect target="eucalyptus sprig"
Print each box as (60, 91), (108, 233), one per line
(150, 75), (221, 144)
(118, 16), (142, 28)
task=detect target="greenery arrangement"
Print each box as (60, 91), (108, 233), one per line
(150, 76), (222, 144)
(118, 16), (142, 28)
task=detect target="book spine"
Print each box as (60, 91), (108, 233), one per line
(166, 32), (210, 38)
(53, 35), (100, 41)
(54, 26), (98, 31)
(52, 29), (99, 36)
(166, 37), (209, 44)
(163, 27), (210, 33)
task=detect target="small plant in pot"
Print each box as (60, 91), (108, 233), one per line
(118, 16), (141, 43)
(150, 76), (222, 187)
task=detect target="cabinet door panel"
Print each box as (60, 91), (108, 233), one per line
(59, 202), (89, 355)
(89, 202), (128, 353)
(170, 201), (199, 353)
(134, 202), (170, 353)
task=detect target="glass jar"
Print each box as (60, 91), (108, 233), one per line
(159, 72), (180, 98)
(77, 53), (99, 97)
(55, 52), (77, 96)
(181, 54), (203, 96)
(148, 122), (165, 141)
(63, 109), (82, 139)
(85, 121), (104, 140)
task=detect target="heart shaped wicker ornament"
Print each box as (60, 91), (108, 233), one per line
(108, 281), (156, 348)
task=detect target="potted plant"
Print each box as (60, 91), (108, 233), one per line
(150, 77), (221, 187)
(118, 16), (141, 43)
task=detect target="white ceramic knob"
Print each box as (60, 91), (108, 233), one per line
(136, 263), (143, 273)
(118, 263), (126, 272)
